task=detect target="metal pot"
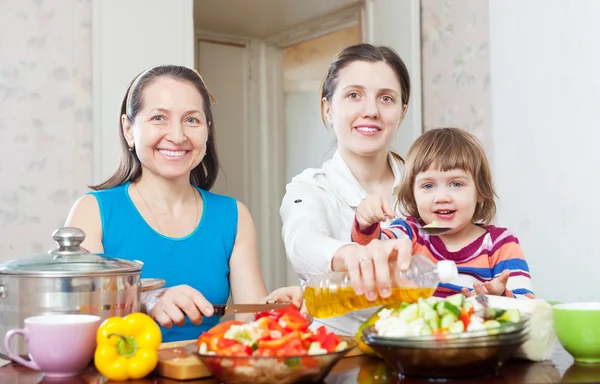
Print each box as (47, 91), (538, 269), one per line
(0, 227), (144, 357)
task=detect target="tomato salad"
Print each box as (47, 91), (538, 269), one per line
(196, 304), (349, 357)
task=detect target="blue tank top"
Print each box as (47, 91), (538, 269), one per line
(89, 182), (237, 342)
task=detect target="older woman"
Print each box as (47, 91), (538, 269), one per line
(66, 65), (304, 342)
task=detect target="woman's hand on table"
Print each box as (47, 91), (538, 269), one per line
(148, 284), (214, 328)
(332, 237), (413, 301)
(263, 286), (312, 324)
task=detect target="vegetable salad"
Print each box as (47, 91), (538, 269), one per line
(374, 293), (522, 338)
(197, 304), (349, 357)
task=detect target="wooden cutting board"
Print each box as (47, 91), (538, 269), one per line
(154, 339), (364, 380)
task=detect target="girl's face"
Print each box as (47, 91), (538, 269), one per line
(413, 168), (482, 236)
(123, 77), (208, 182)
(322, 61), (407, 158)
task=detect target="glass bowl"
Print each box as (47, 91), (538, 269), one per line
(192, 336), (357, 384)
(361, 317), (530, 379)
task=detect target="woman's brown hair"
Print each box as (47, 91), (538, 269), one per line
(397, 128), (497, 224)
(90, 65), (219, 191)
(320, 43), (411, 163)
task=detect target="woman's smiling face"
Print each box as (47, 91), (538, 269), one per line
(123, 76), (208, 181)
(323, 60), (407, 158)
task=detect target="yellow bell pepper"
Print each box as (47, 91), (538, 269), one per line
(94, 312), (162, 381)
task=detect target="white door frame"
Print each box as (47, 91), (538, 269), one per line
(195, 1), (422, 290)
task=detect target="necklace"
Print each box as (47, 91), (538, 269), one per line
(134, 184), (199, 235)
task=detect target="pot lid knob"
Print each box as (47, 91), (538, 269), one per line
(51, 227), (88, 256)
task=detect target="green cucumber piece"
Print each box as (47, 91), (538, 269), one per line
(483, 320), (502, 335)
(448, 320), (465, 334)
(437, 301), (461, 318)
(463, 300), (474, 312)
(398, 303), (419, 322)
(420, 324), (433, 336)
(481, 308), (506, 320)
(445, 293), (465, 308)
(422, 310), (440, 331)
(425, 297), (439, 307)
(496, 309), (521, 323)
(440, 313), (458, 329)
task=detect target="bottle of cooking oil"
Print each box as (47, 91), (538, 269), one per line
(304, 254), (458, 318)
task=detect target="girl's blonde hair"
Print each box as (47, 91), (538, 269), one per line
(397, 128), (497, 224)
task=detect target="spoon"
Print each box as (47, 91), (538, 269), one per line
(419, 226), (453, 236)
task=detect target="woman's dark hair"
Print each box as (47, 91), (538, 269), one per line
(320, 43), (411, 163)
(90, 65), (219, 191)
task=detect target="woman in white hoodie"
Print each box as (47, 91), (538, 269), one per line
(280, 43), (413, 335)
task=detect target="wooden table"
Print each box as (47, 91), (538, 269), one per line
(1, 344), (598, 384)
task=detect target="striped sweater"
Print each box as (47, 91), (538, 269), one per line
(351, 217), (535, 299)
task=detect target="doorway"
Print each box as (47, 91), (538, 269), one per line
(192, 0), (422, 290)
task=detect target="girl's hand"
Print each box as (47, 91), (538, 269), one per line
(356, 195), (395, 230)
(461, 270), (511, 297)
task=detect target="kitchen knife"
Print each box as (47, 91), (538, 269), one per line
(212, 302), (291, 317)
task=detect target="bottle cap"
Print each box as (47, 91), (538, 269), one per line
(437, 260), (458, 283)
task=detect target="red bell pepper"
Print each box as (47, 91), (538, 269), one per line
(255, 303), (300, 321)
(459, 307), (473, 330)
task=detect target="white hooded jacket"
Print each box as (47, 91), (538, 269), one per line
(280, 149), (404, 335)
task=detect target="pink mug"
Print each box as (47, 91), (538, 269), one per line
(3, 314), (101, 378)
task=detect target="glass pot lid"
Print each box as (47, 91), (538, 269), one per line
(0, 227), (143, 276)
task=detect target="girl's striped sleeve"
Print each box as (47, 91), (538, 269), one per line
(351, 218), (414, 245)
(489, 230), (535, 299)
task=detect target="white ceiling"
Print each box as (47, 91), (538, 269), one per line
(194, 0), (362, 38)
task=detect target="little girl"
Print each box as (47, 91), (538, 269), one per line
(351, 128), (534, 299)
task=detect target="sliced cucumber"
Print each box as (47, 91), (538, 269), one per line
(440, 313), (458, 329)
(420, 324), (433, 336)
(418, 297), (434, 311)
(445, 293), (465, 308)
(463, 300), (474, 312)
(398, 303), (419, 322)
(436, 301), (461, 318)
(425, 297), (439, 307)
(496, 309), (521, 323)
(481, 308), (506, 320)
(426, 318), (440, 331)
(483, 320), (502, 335)
(448, 320), (465, 334)
(422, 310), (440, 331)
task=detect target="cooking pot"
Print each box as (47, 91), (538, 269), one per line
(0, 227), (158, 357)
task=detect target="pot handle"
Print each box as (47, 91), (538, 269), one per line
(3, 328), (41, 371)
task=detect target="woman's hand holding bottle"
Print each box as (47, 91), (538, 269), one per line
(332, 237), (412, 301)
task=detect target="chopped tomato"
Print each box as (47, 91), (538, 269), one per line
(257, 331), (302, 350)
(255, 303), (300, 322)
(206, 320), (244, 336)
(278, 313), (309, 332)
(218, 342), (253, 356)
(459, 307), (473, 330)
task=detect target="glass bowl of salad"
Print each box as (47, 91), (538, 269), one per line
(360, 293), (530, 379)
(191, 305), (357, 384)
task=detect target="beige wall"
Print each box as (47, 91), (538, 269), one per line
(420, 0), (492, 158)
(283, 25), (361, 92)
(0, 2), (491, 260)
(0, 0), (93, 261)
